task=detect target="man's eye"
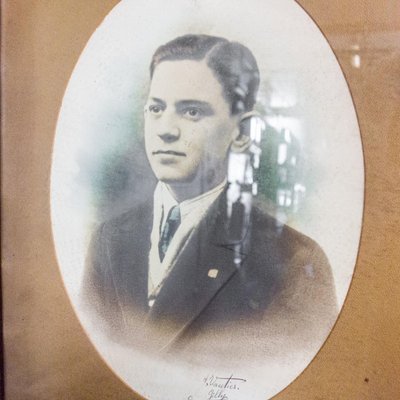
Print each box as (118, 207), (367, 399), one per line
(149, 105), (163, 114)
(184, 108), (202, 119)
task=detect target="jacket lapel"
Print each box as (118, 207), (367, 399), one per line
(147, 192), (240, 348)
(107, 203), (153, 314)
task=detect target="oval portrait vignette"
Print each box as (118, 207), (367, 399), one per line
(50, 1), (364, 399)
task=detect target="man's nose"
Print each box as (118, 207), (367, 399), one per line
(158, 128), (180, 143)
(158, 115), (180, 143)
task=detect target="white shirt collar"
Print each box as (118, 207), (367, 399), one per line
(148, 179), (226, 302)
(158, 179), (227, 228)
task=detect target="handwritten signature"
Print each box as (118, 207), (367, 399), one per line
(203, 374), (246, 391)
(187, 374), (247, 400)
(187, 390), (230, 400)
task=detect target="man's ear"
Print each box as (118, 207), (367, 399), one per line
(231, 128), (251, 153)
(230, 111), (261, 153)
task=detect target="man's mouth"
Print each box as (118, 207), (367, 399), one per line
(152, 150), (186, 157)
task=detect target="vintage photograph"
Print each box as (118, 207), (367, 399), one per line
(49, 1), (364, 399)
(81, 33), (337, 352)
(5, 1), (400, 399)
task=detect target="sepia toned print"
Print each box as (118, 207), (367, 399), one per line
(81, 34), (337, 357)
(49, 1), (365, 399)
(5, 0), (400, 400)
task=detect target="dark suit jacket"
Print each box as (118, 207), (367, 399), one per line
(82, 190), (337, 356)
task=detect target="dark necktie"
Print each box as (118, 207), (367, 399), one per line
(158, 205), (181, 261)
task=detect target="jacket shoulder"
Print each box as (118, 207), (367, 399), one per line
(251, 203), (336, 298)
(98, 201), (153, 238)
(251, 203), (323, 259)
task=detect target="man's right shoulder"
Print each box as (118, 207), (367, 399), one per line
(96, 200), (153, 238)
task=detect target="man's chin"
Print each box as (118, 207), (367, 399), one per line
(150, 162), (194, 183)
(158, 175), (196, 185)
(154, 168), (222, 188)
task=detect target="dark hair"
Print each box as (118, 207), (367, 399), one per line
(150, 34), (260, 115)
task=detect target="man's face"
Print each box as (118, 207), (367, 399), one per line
(144, 60), (238, 190)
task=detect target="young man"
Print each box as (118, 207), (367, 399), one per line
(82, 35), (337, 355)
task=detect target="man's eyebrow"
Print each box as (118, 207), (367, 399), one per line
(175, 100), (215, 114)
(149, 97), (166, 107)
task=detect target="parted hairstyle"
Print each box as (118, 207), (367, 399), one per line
(150, 34), (260, 115)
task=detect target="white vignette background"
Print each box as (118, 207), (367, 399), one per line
(50, 0), (364, 399)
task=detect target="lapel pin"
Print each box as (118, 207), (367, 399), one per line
(208, 269), (219, 278)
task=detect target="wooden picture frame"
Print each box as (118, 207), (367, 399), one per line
(2, 1), (399, 399)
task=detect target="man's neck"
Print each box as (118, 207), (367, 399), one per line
(165, 176), (226, 203)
